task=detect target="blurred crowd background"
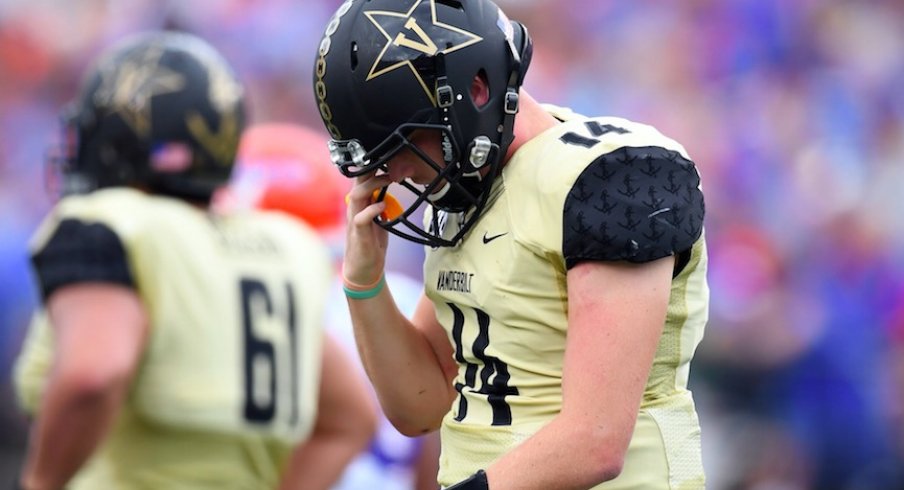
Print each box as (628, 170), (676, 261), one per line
(2, 0), (903, 488)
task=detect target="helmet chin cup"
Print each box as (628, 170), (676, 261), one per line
(427, 181), (452, 204)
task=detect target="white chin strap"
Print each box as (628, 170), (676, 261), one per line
(425, 169), (483, 205)
(427, 181), (452, 203)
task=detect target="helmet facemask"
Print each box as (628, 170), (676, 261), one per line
(330, 118), (502, 247)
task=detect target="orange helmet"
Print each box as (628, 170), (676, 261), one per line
(225, 123), (351, 235)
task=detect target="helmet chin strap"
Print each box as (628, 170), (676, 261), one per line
(427, 181), (452, 203)
(425, 130), (495, 213)
(427, 170), (485, 213)
(419, 45), (519, 218)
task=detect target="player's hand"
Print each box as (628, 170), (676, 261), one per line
(343, 172), (393, 286)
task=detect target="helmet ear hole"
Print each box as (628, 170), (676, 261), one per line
(350, 42), (359, 70)
(471, 70), (490, 108)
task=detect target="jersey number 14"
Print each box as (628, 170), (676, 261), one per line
(450, 304), (519, 426)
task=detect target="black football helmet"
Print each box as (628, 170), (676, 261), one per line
(313, 0), (532, 247)
(51, 31), (246, 202)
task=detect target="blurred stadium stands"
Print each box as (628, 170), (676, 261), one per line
(1, 1), (902, 488)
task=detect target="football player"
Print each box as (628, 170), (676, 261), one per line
(223, 122), (442, 490)
(313, 0), (709, 488)
(13, 32), (375, 490)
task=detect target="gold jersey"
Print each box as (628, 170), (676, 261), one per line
(14, 188), (333, 489)
(425, 107), (709, 489)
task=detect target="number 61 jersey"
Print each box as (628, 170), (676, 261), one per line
(426, 107), (709, 489)
(14, 188), (332, 489)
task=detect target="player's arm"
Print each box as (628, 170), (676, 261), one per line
(278, 333), (377, 490)
(347, 290), (457, 436)
(19, 284), (148, 490)
(342, 173), (458, 436)
(18, 218), (148, 490)
(413, 431), (442, 490)
(473, 257), (673, 489)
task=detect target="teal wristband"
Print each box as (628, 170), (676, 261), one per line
(343, 274), (386, 299)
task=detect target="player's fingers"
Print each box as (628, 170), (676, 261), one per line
(351, 201), (386, 227)
(347, 174), (391, 207)
(346, 179), (392, 226)
(344, 200), (388, 284)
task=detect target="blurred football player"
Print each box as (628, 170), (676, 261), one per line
(313, 0), (709, 488)
(13, 31), (375, 490)
(222, 122), (441, 490)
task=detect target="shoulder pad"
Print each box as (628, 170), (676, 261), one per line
(562, 146), (704, 268)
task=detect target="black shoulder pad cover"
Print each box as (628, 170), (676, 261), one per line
(31, 218), (135, 300)
(563, 146), (704, 269)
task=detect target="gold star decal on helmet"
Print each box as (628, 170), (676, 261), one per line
(94, 42), (186, 137)
(364, 0), (482, 105)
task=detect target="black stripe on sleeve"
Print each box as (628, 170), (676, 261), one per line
(31, 218), (135, 300)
